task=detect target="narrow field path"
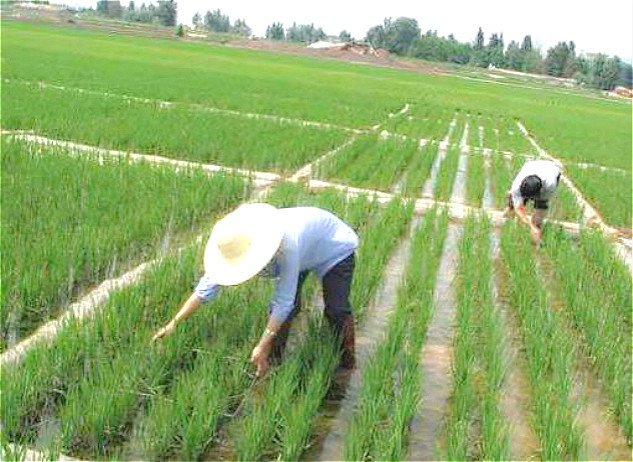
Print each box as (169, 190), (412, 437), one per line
(406, 223), (461, 460)
(490, 232), (541, 460)
(309, 217), (418, 461)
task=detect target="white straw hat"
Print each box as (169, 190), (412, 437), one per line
(204, 203), (283, 286)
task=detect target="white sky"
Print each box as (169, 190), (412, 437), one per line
(66, 0), (633, 61)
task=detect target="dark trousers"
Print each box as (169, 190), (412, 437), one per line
(270, 253), (355, 361)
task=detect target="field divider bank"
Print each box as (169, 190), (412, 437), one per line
(422, 117), (457, 198)
(1, 130), (279, 187)
(2, 78), (365, 135)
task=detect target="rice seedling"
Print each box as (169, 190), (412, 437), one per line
(445, 215), (509, 460)
(344, 209), (449, 461)
(2, 82), (348, 173)
(1, 138), (249, 348)
(542, 227), (632, 442)
(434, 143), (461, 202)
(499, 221), (584, 459)
(400, 142), (438, 197)
(465, 152), (486, 207)
(564, 166), (632, 228)
(315, 134), (420, 192)
(382, 105), (454, 140)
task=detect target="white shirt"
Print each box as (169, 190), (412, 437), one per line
(194, 207), (358, 322)
(509, 160), (562, 207)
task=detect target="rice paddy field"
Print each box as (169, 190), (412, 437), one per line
(1, 19), (631, 462)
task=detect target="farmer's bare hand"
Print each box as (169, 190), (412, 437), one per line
(530, 226), (542, 245)
(152, 320), (176, 341)
(250, 344), (270, 377)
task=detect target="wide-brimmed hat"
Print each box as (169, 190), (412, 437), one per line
(204, 203), (283, 286)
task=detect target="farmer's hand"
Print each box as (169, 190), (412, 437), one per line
(152, 320), (177, 341)
(530, 226), (542, 245)
(250, 343), (271, 377)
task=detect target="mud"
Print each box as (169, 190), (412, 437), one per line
(406, 223), (461, 461)
(482, 148), (495, 209)
(490, 232), (542, 460)
(306, 217), (419, 462)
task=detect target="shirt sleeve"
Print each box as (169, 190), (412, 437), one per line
(194, 274), (220, 303)
(268, 238), (300, 323)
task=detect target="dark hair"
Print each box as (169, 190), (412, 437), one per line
(520, 175), (542, 198)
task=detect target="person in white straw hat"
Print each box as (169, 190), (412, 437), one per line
(153, 203), (358, 376)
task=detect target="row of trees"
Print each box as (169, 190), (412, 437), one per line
(192, 9), (251, 36)
(363, 17), (631, 89)
(96, 0), (177, 27)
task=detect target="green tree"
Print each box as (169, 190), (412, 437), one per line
(545, 41), (576, 77)
(232, 18), (251, 37)
(339, 30), (352, 41)
(505, 40), (523, 70)
(192, 12), (201, 28)
(156, 0), (176, 27)
(204, 9), (230, 32)
(266, 22), (285, 40)
(385, 17), (420, 54)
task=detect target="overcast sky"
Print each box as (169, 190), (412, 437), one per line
(67, 0), (633, 61)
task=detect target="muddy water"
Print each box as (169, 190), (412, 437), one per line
(482, 148), (495, 210)
(449, 122), (469, 204)
(305, 218), (419, 462)
(490, 232), (542, 460)
(536, 253), (632, 461)
(422, 119), (456, 198)
(406, 223), (460, 461)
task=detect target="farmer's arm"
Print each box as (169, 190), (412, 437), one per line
(514, 202), (541, 242)
(251, 245), (299, 375)
(152, 276), (219, 340)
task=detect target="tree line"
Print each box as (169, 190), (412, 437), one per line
(91, 3), (631, 90)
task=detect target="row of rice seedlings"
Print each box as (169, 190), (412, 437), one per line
(499, 221), (584, 459)
(344, 208), (449, 461)
(445, 216), (509, 460)
(495, 117), (537, 155)
(226, 193), (415, 460)
(4, 21), (407, 128)
(2, 81), (348, 173)
(399, 142), (437, 197)
(467, 113), (482, 147)
(434, 143), (461, 202)
(465, 152), (487, 207)
(565, 165), (632, 228)
(1, 138), (249, 348)
(315, 134), (420, 192)
(1, 244), (271, 457)
(547, 182), (583, 223)
(542, 227), (632, 442)
(382, 104), (455, 140)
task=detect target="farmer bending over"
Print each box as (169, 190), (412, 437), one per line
(504, 159), (562, 244)
(153, 203), (357, 376)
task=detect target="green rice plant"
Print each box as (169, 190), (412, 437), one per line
(383, 105), (455, 141)
(565, 166), (632, 228)
(315, 134), (420, 192)
(496, 117), (537, 156)
(344, 209), (449, 461)
(542, 227), (632, 441)
(400, 142), (437, 197)
(548, 182), (583, 223)
(2, 82), (348, 173)
(434, 143), (461, 202)
(465, 152), (486, 207)
(500, 221), (584, 459)
(446, 216), (509, 460)
(1, 138), (249, 348)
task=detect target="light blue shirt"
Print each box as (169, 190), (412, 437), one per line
(194, 207), (358, 322)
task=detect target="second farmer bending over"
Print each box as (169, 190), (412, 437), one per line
(504, 159), (562, 244)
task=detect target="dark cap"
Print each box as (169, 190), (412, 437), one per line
(519, 175), (542, 198)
